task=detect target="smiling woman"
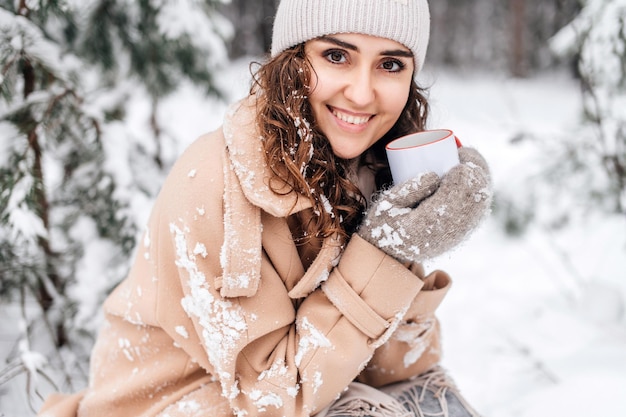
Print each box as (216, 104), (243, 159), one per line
(305, 34), (415, 160)
(38, 1), (492, 417)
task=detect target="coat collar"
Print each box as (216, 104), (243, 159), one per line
(219, 97), (342, 298)
(222, 97), (313, 217)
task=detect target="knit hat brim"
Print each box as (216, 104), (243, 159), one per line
(271, 0), (430, 73)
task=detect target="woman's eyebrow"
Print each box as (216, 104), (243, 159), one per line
(381, 49), (414, 58)
(317, 36), (358, 51)
(316, 36), (413, 58)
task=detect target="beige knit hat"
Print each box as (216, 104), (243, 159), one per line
(271, 0), (431, 73)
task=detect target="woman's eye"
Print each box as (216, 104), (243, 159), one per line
(325, 50), (347, 64)
(381, 60), (405, 72)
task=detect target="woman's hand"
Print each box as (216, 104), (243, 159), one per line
(357, 147), (492, 264)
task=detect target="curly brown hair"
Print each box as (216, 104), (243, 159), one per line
(250, 43), (430, 243)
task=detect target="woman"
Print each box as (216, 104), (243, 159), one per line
(39, 0), (491, 416)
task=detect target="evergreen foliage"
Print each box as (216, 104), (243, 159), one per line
(493, 0), (626, 236)
(0, 0), (229, 410)
(550, 0), (626, 213)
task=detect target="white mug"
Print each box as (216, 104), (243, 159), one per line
(385, 129), (460, 184)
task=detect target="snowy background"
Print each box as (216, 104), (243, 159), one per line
(2, 55), (625, 416)
(2, 1), (626, 415)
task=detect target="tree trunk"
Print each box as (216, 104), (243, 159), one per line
(23, 57), (68, 348)
(510, 0), (527, 77)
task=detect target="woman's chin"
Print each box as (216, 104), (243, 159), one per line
(331, 146), (366, 160)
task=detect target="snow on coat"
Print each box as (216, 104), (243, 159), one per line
(38, 97), (451, 417)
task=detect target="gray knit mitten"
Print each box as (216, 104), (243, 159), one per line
(358, 147), (492, 264)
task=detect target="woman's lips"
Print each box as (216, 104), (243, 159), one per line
(328, 106), (374, 126)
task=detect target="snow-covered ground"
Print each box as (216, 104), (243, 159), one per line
(1, 60), (625, 416)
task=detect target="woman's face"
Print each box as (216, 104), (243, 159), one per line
(304, 33), (415, 160)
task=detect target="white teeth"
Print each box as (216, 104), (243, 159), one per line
(332, 109), (370, 125)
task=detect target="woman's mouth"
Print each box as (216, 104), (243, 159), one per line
(329, 106), (373, 126)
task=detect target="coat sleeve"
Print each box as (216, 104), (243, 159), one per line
(151, 135), (427, 416)
(357, 270), (451, 387)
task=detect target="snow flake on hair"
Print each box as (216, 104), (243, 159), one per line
(290, 109), (314, 177)
(319, 194), (335, 219)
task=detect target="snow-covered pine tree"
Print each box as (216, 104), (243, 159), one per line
(492, 0), (625, 237)
(0, 0), (230, 412)
(550, 0), (626, 214)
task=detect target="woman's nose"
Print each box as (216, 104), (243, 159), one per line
(344, 69), (375, 107)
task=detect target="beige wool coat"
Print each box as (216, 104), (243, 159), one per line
(39, 98), (452, 417)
